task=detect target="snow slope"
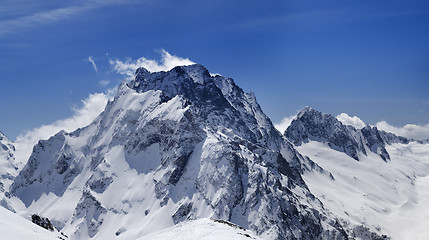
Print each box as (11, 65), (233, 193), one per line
(0, 206), (61, 240)
(298, 141), (429, 239)
(140, 218), (263, 240)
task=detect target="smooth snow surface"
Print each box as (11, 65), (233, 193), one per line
(0, 207), (60, 240)
(299, 141), (429, 239)
(140, 218), (263, 240)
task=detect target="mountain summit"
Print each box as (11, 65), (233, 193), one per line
(284, 107), (400, 161)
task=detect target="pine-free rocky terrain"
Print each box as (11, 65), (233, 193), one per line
(1, 64), (428, 239)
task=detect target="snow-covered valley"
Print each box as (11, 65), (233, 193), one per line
(299, 141), (429, 239)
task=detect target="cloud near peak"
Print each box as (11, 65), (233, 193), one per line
(336, 113), (366, 129)
(336, 112), (429, 140)
(274, 115), (296, 133)
(14, 92), (112, 165)
(109, 50), (195, 79)
(375, 121), (429, 141)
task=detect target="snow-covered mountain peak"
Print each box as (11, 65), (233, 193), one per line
(129, 64), (230, 119)
(285, 107), (392, 161)
(296, 106), (315, 118)
(129, 64), (281, 150)
(133, 64), (212, 89)
(0, 131), (14, 154)
(286, 107), (354, 143)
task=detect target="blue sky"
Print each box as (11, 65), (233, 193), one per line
(1, 0), (429, 140)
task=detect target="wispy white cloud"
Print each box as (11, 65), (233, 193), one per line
(88, 56), (98, 73)
(14, 91), (113, 164)
(0, 1), (134, 36)
(99, 80), (110, 86)
(375, 121), (429, 141)
(336, 113), (366, 129)
(109, 50), (195, 79)
(274, 115), (296, 133)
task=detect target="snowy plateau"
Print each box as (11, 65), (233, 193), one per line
(0, 64), (428, 240)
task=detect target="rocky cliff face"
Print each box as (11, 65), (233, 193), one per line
(9, 65), (384, 240)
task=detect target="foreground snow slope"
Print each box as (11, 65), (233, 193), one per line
(0, 206), (60, 240)
(140, 218), (263, 240)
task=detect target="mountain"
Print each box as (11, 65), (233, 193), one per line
(285, 107), (409, 161)
(7, 64), (384, 240)
(284, 107), (429, 239)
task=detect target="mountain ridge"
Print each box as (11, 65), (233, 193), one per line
(284, 107), (410, 161)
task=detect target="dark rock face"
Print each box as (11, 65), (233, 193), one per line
(169, 154), (192, 185)
(378, 130), (410, 145)
(32, 214), (55, 231)
(360, 126), (390, 161)
(172, 202), (193, 224)
(284, 107), (401, 162)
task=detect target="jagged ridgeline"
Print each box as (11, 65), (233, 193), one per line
(10, 64), (380, 239)
(284, 107), (410, 161)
